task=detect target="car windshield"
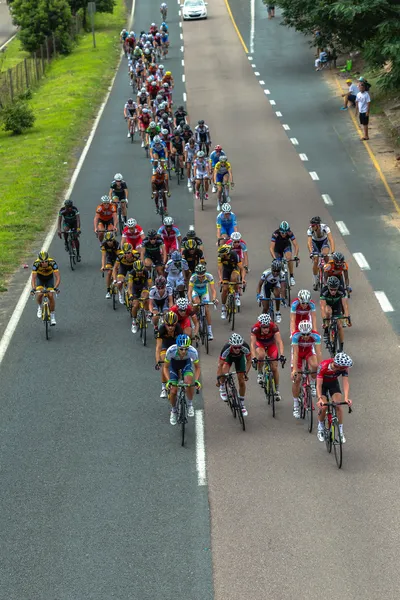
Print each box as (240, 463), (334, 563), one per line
(185, 0), (203, 6)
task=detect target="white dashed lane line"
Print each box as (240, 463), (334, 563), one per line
(375, 291), (394, 312)
(276, 111), (282, 117)
(254, 71), (260, 76)
(336, 221), (350, 235)
(259, 80), (265, 85)
(299, 153), (308, 161)
(290, 138), (299, 145)
(310, 172), (319, 180)
(353, 252), (370, 270)
(264, 89), (270, 95)
(282, 124), (290, 130)
(322, 194), (333, 205)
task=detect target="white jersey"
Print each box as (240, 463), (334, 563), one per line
(194, 158), (208, 177)
(125, 102), (137, 114)
(149, 285), (173, 301)
(261, 269), (281, 288)
(307, 224), (330, 241)
(185, 142), (199, 161)
(165, 258), (189, 277)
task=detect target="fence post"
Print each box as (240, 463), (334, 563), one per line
(24, 57), (29, 87)
(8, 68), (14, 103)
(41, 45), (45, 73)
(46, 37), (50, 63)
(52, 32), (56, 56)
(35, 52), (40, 81)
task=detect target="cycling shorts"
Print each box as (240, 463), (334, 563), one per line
(129, 284), (149, 300)
(312, 239), (329, 253)
(222, 265), (239, 281)
(153, 149), (166, 159)
(192, 287), (210, 302)
(321, 379), (341, 398)
(216, 172), (228, 183)
(167, 273), (185, 289)
(36, 275), (54, 289)
(255, 342), (278, 360)
(291, 346), (315, 369)
(221, 354), (246, 373)
(169, 359), (193, 382)
(219, 224), (235, 238)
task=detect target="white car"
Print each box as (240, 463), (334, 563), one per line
(182, 0), (208, 20)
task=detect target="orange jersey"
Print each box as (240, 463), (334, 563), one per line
(96, 203), (116, 221)
(152, 172), (167, 185)
(323, 260), (348, 276)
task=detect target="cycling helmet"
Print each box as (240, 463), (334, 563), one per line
(310, 216), (321, 225)
(171, 250), (181, 262)
(271, 259), (282, 272)
(219, 155), (227, 162)
(161, 3), (167, 7)
(151, 22), (156, 27)
(165, 71), (172, 76)
(149, 121), (157, 128)
(158, 64), (165, 70)
(140, 87), (147, 93)
(104, 232), (115, 242)
(151, 81), (157, 87)
(218, 245), (231, 256)
(127, 218), (137, 227)
(101, 195), (110, 203)
(183, 124), (191, 131)
(122, 243), (133, 253)
(163, 82), (169, 88)
(333, 352), (353, 368)
(298, 289), (311, 303)
(163, 216), (174, 226)
(173, 129), (181, 136)
(147, 229), (157, 238)
(142, 108), (149, 114)
(197, 150), (205, 158)
(127, 98), (133, 104)
(153, 135), (161, 143)
(176, 334), (191, 348)
(215, 145), (222, 151)
(156, 95), (163, 102)
(298, 320), (312, 334)
(176, 297), (189, 310)
(184, 239), (197, 250)
(221, 203), (231, 213)
(144, 48), (151, 55)
(279, 221), (290, 232)
(332, 251), (345, 263)
(198, 119), (204, 125)
(64, 199), (73, 206)
(38, 250), (49, 261)
(229, 333), (244, 346)
(132, 260), (144, 271)
(155, 276), (166, 288)
(161, 129), (169, 136)
(230, 232), (242, 241)
(164, 311), (178, 325)
(114, 173), (123, 181)
(258, 313), (271, 326)
(195, 264), (207, 275)
(327, 276), (340, 289)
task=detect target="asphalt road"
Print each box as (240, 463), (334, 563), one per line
(0, 1), (213, 599)
(183, 1), (400, 599)
(0, 2), (16, 48)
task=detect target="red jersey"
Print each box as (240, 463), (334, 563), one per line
(227, 239), (247, 262)
(122, 225), (144, 249)
(317, 359), (349, 381)
(251, 322), (279, 346)
(138, 114), (151, 126)
(171, 304), (196, 322)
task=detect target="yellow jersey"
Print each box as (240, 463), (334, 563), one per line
(214, 161), (231, 175)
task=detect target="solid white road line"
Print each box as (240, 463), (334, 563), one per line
(276, 111), (282, 117)
(0, 32), (18, 52)
(336, 221), (350, 235)
(0, 1), (136, 367)
(299, 153), (308, 161)
(282, 124), (290, 130)
(290, 138), (299, 145)
(353, 252), (370, 270)
(374, 291), (394, 312)
(310, 172), (319, 180)
(322, 194), (333, 205)
(195, 410), (207, 486)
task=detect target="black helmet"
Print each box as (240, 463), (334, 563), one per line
(173, 129), (180, 136)
(147, 229), (157, 238)
(183, 124), (190, 131)
(310, 216), (321, 225)
(332, 251), (345, 263)
(186, 229), (196, 238)
(327, 276), (340, 289)
(128, 98), (133, 104)
(64, 199), (73, 207)
(271, 259), (282, 272)
(198, 119), (204, 125)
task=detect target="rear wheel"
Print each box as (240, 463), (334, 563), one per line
(178, 390), (187, 447)
(68, 240), (76, 271)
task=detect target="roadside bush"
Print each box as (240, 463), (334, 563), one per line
(1, 101), (35, 135)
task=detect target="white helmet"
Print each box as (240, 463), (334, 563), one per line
(153, 135), (161, 143)
(114, 173), (123, 181)
(221, 203), (231, 213)
(298, 289), (311, 303)
(258, 313), (271, 326)
(101, 195), (110, 203)
(127, 218), (137, 227)
(333, 353), (353, 368)
(229, 333), (243, 346)
(176, 297), (189, 310)
(163, 216), (174, 225)
(230, 232), (242, 241)
(298, 320), (312, 334)
(149, 121), (157, 128)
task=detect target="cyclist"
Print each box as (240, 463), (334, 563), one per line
(125, 30), (135, 55)
(218, 244), (241, 318)
(160, 26), (169, 57)
(31, 251), (60, 326)
(137, 86), (150, 110)
(124, 98), (138, 138)
(121, 218), (145, 253)
(188, 264), (218, 341)
(291, 320), (322, 418)
(112, 242), (141, 305)
(94, 196), (117, 242)
(256, 259), (284, 323)
(142, 229), (166, 278)
(149, 22), (158, 35)
(156, 63), (165, 80)
(146, 120), (161, 146)
(217, 333), (251, 415)
(129, 260), (152, 333)
(162, 70), (174, 89)
(165, 251), (189, 298)
(150, 134), (168, 170)
(320, 275), (351, 351)
(193, 150), (210, 200)
(184, 138), (199, 190)
(160, 21), (169, 33)
(149, 276), (173, 333)
(170, 129), (185, 177)
(195, 119), (211, 155)
(158, 217), (181, 255)
(209, 145), (226, 193)
(160, 2), (168, 20)
(182, 123), (194, 144)
(120, 27), (129, 45)
(165, 334), (201, 425)
(151, 166), (170, 214)
(270, 221), (299, 287)
(138, 107), (151, 147)
(250, 313), (284, 398)
(109, 173), (128, 224)
(316, 352), (353, 443)
(174, 105), (188, 129)
(182, 239), (205, 281)
(171, 296), (199, 339)
(307, 216), (335, 290)
(214, 156), (233, 210)
(101, 232), (120, 299)
(323, 251), (351, 292)
(290, 289), (317, 335)
(155, 311), (183, 399)
(226, 231), (248, 277)
(181, 228), (203, 252)
(57, 199), (81, 260)
(216, 203), (238, 243)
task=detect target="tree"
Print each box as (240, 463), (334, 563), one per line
(11, 0), (73, 53)
(67, 0), (116, 15)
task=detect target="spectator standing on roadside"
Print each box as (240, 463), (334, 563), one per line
(340, 79), (358, 110)
(267, 4), (275, 18)
(355, 82), (371, 140)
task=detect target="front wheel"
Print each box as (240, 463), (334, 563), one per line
(333, 421), (343, 468)
(306, 386), (313, 433)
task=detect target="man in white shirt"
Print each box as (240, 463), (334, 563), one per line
(341, 79), (358, 110)
(355, 82), (371, 140)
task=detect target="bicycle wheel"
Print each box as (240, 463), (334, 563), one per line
(119, 209), (124, 235)
(142, 312), (147, 346)
(325, 417), (333, 453)
(230, 380), (245, 430)
(68, 240), (75, 271)
(43, 304), (50, 340)
(286, 272), (291, 305)
(271, 380), (276, 418)
(299, 388), (306, 419)
(306, 387), (313, 433)
(178, 390), (187, 447)
(333, 421), (343, 468)
(176, 163), (181, 185)
(112, 287), (117, 310)
(226, 381), (235, 417)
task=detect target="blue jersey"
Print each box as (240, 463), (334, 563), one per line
(151, 140), (166, 152)
(216, 212), (237, 229)
(291, 331), (321, 348)
(209, 150), (226, 168)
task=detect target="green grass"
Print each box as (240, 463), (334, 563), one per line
(0, 1), (126, 290)
(0, 37), (30, 72)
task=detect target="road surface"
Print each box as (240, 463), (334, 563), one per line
(0, 2), (16, 48)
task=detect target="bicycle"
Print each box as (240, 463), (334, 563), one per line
(112, 199), (126, 235)
(279, 257), (299, 306)
(321, 400), (352, 469)
(154, 189), (167, 222)
(65, 229), (80, 271)
(324, 315), (350, 357)
(310, 252), (329, 290)
(255, 357), (286, 418)
(32, 288), (56, 340)
(168, 379), (197, 447)
(136, 296), (148, 346)
(296, 365), (316, 433)
(196, 176), (207, 210)
(128, 116), (136, 143)
(220, 181), (232, 204)
(220, 282), (241, 331)
(218, 372), (245, 431)
(258, 295), (286, 322)
(198, 300), (216, 354)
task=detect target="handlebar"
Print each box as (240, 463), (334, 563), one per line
(321, 402), (353, 414)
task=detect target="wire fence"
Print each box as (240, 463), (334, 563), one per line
(0, 15), (82, 108)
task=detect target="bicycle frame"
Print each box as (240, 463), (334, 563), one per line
(217, 372), (245, 430)
(258, 296), (286, 321)
(321, 400), (352, 469)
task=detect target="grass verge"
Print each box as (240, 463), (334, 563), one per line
(0, 37), (29, 72)
(0, 1), (126, 291)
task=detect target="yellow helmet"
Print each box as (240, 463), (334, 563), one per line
(104, 232), (115, 242)
(132, 260), (144, 272)
(165, 71), (172, 76)
(184, 239), (197, 250)
(218, 244), (231, 256)
(164, 311), (178, 325)
(122, 243), (133, 253)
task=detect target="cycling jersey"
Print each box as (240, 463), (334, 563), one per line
(165, 258), (189, 277)
(128, 269), (151, 287)
(260, 269), (281, 288)
(292, 331), (321, 349)
(214, 161), (231, 175)
(220, 342), (250, 372)
(151, 140), (167, 154)
(307, 224), (330, 241)
(147, 126), (161, 140)
(122, 225), (144, 248)
(271, 229), (295, 254)
(181, 235), (203, 247)
(32, 258), (58, 277)
(125, 102), (137, 116)
(226, 239), (247, 262)
(189, 273), (214, 300)
(101, 240), (120, 261)
(157, 324), (184, 350)
(182, 248), (204, 272)
(218, 250), (239, 269)
(195, 125), (210, 142)
(320, 286), (346, 306)
(142, 236), (164, 256)
(165, 345), (199, 380)
(317, 359), (348, 381)
(209, 150), (226, 168)
(324, 260), (349, 277)
(216, 213), (237, 237)
(110, 180), (128, 200)
(251, 322), (279, 345)
(290, 298), (316, 327)
(149, 285), (172, 302)
(174, 110), (187, 126)
(96, 203), (117, 222)
(115, 251), (140, 267)
(171, 137), (184, 152)
(59, 206), (79, 225)
(194, 158), (208, 176)
(157, 225), (181, 249)
(185, 142), (199, 161)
